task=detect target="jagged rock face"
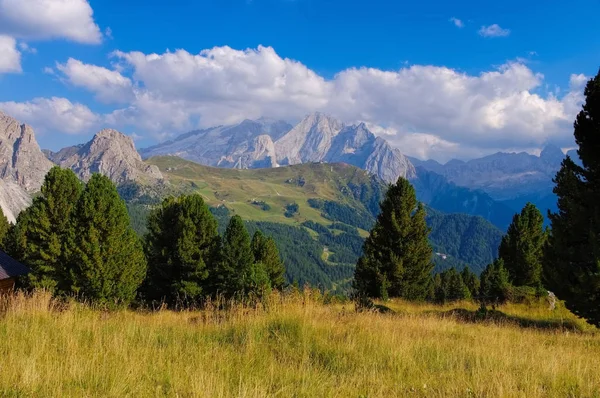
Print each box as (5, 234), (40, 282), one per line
(275, 112), (344, 164)
(52, 129), (163, 184)
(141, 118), (293, 168)
(0, 179), (31, 223)
(139, 112), (415, 183)
(0, 112), (53, 192)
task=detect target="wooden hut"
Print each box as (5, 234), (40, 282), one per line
(0, 250), (30, 293)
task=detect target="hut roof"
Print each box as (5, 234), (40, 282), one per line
(0, 250), (30, 280)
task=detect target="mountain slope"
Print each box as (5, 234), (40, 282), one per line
(145, 157), (502, 282)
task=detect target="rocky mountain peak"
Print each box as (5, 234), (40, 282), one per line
(540, 144), (565, 166)
(51, 128), (163, 184)
(0, 112), (53, 192)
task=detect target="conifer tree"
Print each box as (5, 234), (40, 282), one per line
(68, 174), (146, 306)
(0, 206), (9, 249)
(251, 230), (286, 289)
(479, 259), (511, 307)
(143, 194), (220, 305)
(354, 177), (433, 300)
(544, 70), (600, 326)
(434, 267), (470, 303)
(10, 167), (82, 293)
(461, 266), (480, 298)
(218, 215), (254, 298)
(499, 203), (546, 288)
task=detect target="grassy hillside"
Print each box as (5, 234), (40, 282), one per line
(1, 291), (598, 397)
(147, 156), (383, 230)
(134, 157), (503, 289)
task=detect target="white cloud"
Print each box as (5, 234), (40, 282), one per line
(0, 97), (100, 134)
(56, 58), (134, 103)
(449, 17), (464, 28)
(478, 24), (511, 38)
(0, 0), (102, 44)
(0, 35), (21, 73)
(44, 45), (584, 160)
(18, 41), (36, 53)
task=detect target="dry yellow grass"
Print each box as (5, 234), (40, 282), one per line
(0, 291), (598, 397)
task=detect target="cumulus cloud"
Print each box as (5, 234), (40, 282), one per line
(56, 58), (134, 103)
(478, 24), (511, 37)
(44, 45), (584, 160)
(0, 97), (100, 134)
(449, 17), (464, 28)
(0, 0), (102, 44)
(0, 35), (21, 73)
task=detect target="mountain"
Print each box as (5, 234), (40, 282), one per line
(410, 167), (515, 230)
(0, 112), (53, 222)
(45, 129), (163, 184)
(141, 118), (293, 169)
(409, 144), (566, 201)
(0, 112), (54, 192)
(141, 113), (416, 183)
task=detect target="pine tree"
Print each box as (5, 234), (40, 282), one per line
(434, 267), (470, 303)
(0, 206), (9, 249)
(9, 167), (82, 293)
(544, 71), (600, 326)
(461, 266), (480, 298)
(251, 230), (286, 289)
(479, 259), (511, 307)
(218, 215), (254, 298)
(354, 177), (433, 300)
(143, 194), (220, 306)
(499, 203), (546, 288)
(68, 174), (146, 306)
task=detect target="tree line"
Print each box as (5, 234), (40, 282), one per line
(353, 69), (600, 327)
(0, 170), (284, 308)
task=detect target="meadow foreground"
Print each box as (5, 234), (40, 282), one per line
(0, 291), (598, 397)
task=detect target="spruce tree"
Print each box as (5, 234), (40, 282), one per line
(143, 194), (220, 306)
(544, 71), (600, 326)
(218, 215), (254, 298)
(434, 267), (470, 303)
(251, 230), (286, 289)
(354, 177), (433, 300)
(0, 206), (9, 249)
(499, 203), (546, 288)
(10, 167), (82, 293)
(69, 174), (146, 306)
(479, 259), (511, 307)
(461, 266), (480, 298)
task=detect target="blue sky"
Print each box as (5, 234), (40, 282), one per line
(0, 0), (598, 161)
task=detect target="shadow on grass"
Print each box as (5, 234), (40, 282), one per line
(436, 308), (585, 332)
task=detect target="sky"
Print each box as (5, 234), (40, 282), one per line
(0, 0), (598, 162)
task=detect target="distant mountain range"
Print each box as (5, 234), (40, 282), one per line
(1, 110), (577, 230)
(141, 112), (416, 184)
(140, 112), (577, 229)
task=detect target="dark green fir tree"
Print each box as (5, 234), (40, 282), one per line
(9, 167), (82, 293)
(499, 203), (546, 288)
(544, 70), (600, 326)
(354, 177), (433, 300)
(68, 174), (146, 306)
(251, 230), (286, 289)
(143, 194), (220, 306)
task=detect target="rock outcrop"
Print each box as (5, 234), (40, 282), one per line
(48, 129), (163, 184)
(0, 112), (53, 192)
